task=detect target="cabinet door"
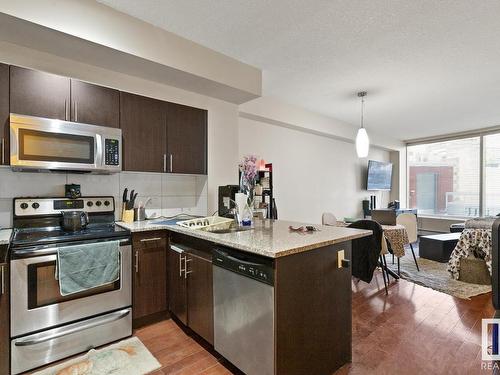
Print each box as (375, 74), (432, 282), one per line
(132, 234), (168, 320)
(70, 80), (119, 127)
(10, 66), (70, 120)
(120, 92), (167, 172)
(186, 253), (214, 344)
(0, 263), (9, 375)
(0, 64), (8, 165)
(166, 102), (207, 174)
(168, 246), (187, 324)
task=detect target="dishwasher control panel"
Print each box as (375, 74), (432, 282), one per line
(213, 247), (274, 285)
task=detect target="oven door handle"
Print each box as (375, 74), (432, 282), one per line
(12, 239), (130, 259)
(14, 309), (130, 347)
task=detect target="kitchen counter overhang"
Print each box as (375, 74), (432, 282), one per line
(117, 219), (371, 258)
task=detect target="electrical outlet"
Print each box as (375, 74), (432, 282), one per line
(337, 250), (345, 268)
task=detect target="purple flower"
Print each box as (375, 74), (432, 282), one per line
(239, 155), (259, 191)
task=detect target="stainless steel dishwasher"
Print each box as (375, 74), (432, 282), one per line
(213, 247), (275, 375)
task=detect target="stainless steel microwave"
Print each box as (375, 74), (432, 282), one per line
(10, 114), (122, 173)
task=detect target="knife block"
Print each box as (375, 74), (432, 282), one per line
(122, 208), (134, 223)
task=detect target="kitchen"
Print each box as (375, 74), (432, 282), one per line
(0, 1), (413, 374)
(0, 61), (371, 375)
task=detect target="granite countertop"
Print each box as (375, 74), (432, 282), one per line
(117, 219), (371, 258)
(0, 229), (12, 246)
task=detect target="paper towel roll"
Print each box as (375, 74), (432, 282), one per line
(235, 192), (248, 215)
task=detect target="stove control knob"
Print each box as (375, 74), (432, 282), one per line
(96, 201), (102, 207)
(32, 202), (40, 209)
(104, 200), (110, 206)
(20, 203), (28, 209)
(87, 201), (93, 207)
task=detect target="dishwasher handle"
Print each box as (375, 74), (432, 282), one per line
(214, 250), (265, 268)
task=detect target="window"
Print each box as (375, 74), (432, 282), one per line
(484, 133), (500, 216)
(407, 137), (480, 217)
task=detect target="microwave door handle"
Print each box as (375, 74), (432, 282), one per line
(95, 134), (102, 167)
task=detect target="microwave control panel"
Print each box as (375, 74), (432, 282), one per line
(104, 139), (120, 166)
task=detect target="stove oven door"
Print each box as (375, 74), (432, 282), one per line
(10, 239), (132, 338)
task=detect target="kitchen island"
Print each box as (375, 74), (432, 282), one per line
(118, 219), (371, 375)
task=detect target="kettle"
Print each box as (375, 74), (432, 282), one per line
(61, 211), (89, 232)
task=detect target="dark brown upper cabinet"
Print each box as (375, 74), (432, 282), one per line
(166, 102), (207, 174)
(10, 66), (70, 121)
(70, 80), (120, 128)
(0, 64), (9, 165)
(120, 92), (167, 173)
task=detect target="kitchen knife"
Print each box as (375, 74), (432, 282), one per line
(130, 193), (138, 209)
(128, 190), (135, 209)
(122, 188), (128, 203)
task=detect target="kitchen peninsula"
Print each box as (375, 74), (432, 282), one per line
(118, 219), (371, 375)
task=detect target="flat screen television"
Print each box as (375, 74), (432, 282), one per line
(367, 160), (393, 191)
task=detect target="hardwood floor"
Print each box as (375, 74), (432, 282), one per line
(26, 267), (494, 374)
(136, 269), (495, 374)
(135, 318), (236, 375)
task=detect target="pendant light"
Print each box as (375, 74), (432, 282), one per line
(356, 91), (370, 158)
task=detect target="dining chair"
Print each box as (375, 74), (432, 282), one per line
(322, 212), (337, 226)
(348, 220), (390, 294)
(396, 213), (420, 272)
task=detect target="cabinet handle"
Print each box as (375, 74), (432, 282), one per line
(140, 237), (162, 242)
(184, 256), (192, 279)
(134, 251), (139, 273)
(75, 101), (78, 122)
(64, 99), (69, 121)
(179, 254), (186, 277)
(1, 138), (4, 165)
(0, 265), (4, 295)
(170, 154), (173, 172)
(163, 154), (167, 173)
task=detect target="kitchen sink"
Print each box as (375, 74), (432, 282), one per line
(207, 227), (254, 234)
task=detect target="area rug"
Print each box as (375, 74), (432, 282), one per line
(33, 336), (161, 375)
(387, 254), (491, 300)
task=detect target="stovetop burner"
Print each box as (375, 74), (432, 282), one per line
(12, 223), (130, 247)
(11, 196), (130, 248)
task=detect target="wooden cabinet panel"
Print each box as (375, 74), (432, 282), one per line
(275, 242), (352, 375)
(0, 64), (8, 165)
(132, 232), (168, 320)
(10, 66), (70, 120)
(0, 261), (9, 375)
(186, 252), (213, 344)
(168, 245), (187, 324)
(166, 102), (207, 174)
(70, 80), (119, 128)
(120, 92), (167, 172)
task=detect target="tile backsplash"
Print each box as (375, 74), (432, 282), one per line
(0, 167), (208, 228)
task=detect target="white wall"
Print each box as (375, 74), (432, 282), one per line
(0, 169), (208, 228)
(240, 97), (404, 151)
(0, 0), (261, 102)
(0, 33), (402, 229)
(239, 117), (391, 224)
(0, 42), (239, 225)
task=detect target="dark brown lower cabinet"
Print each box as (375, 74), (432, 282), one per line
(0, 251), (9, 375)
(168, 244), (187, 325)
(186, 252), (213, 344)
(132, 232), (168, 323)
(168, 235), (213, 345)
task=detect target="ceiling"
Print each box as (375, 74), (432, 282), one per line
(97, 0), (500, 140)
